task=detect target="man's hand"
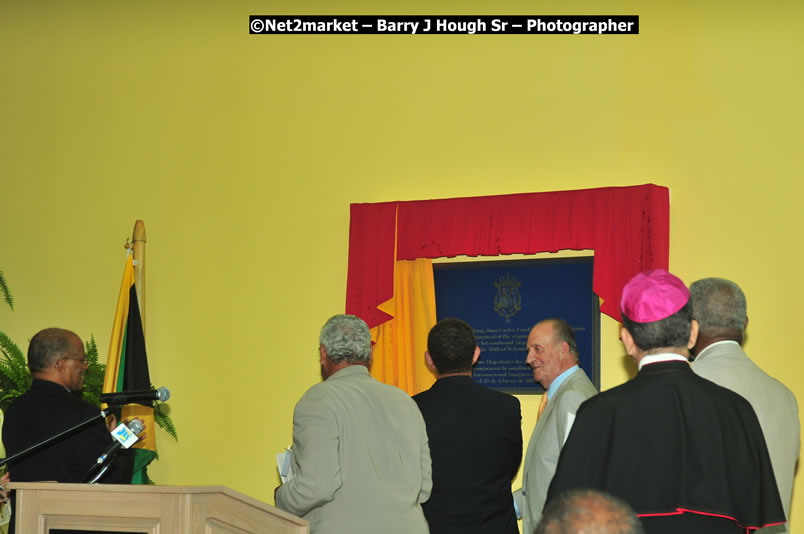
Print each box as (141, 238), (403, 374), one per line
(0, 472), (9, 503)
(107, 415), (147, 443)
(106, 414), (118, 432)
(122, 417), (147, 443)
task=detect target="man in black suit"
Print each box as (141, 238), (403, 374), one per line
(3, 330), (134, 473)
(3, 328), (135, 532)
(413, 318), (522, 534)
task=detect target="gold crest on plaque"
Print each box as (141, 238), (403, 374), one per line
(493, 273), (522, 323)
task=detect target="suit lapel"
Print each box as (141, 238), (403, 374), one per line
(523, 370), (578, 483)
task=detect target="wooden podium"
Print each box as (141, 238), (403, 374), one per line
(8, 482), (308, 534)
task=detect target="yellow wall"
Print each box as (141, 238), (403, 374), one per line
(1, 0), (802, 528)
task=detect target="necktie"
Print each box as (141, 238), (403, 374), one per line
(537, 392), (548, 421)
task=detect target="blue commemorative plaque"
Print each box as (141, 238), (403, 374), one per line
(433, 258), (600, 393)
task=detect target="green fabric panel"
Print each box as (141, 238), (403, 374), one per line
(131, 448), (157, 484)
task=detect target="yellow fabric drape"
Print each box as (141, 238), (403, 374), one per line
(370, 258), (437, 396)
(103, 252), (134, 394)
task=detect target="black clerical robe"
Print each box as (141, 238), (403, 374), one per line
(546, 361), (785, 534)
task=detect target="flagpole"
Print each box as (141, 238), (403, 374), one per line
(132, 220), (146, 333)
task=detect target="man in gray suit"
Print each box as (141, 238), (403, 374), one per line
(275, 314), (432, 534)
(690, 278), (800, 533)
(514, 319), (598, 534)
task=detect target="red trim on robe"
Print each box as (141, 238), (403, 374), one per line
(638, 507), (786, 531)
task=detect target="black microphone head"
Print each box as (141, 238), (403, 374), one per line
(156, 386), (170, 402)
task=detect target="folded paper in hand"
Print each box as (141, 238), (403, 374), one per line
(276, 447), (294, 483)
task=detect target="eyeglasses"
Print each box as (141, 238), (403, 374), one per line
(61, 357), (88, 365)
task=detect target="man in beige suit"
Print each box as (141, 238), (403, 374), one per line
(514, 319), (597, 534)
(275, 314), (432, 534)
(690, 278), (800, 534)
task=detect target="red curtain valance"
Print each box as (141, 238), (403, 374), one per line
(346, 184), (669, 327)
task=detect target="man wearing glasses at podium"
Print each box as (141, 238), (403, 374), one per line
(2, 328), (134, 533)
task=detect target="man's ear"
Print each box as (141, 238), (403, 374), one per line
(620, 327), (636, 357)
(424, 351), (440, 376)
(471, 346), (481, 365)
(559, 340), (570, 361)
(688, 320), (700, 350)
(319, 345), (327, 365)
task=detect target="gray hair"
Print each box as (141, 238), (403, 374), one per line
(621, 302), (692, 352)
(319, 314), (371, 365)
(689, 278), (747, 338)
(28, 327), (79, 372)
(539, 318), (579, 360)
(537, 489), (645, 534)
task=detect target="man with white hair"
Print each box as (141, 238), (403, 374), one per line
(275, 314), (432, 534)
(690, 277), (800, 533)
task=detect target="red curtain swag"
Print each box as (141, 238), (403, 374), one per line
(346, 184), (669, 327)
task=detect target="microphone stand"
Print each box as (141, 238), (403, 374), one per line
(0, 409), (109, 469)
(83, 456), (115, 484)
(81, 415), (132, 484)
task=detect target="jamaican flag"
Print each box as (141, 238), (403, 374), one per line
(103, 253), (156, 484)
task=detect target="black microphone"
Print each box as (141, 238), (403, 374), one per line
(97, 419), (144, 463)
(100, 387), (170, 405)
(83, 419), (144, 483)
